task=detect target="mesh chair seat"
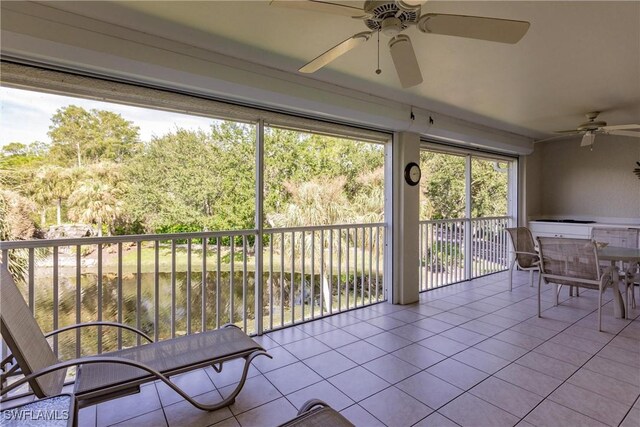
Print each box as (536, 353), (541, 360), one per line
(75, 327), (261, 395)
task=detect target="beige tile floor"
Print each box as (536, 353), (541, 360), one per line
(9, 271), (640, 426)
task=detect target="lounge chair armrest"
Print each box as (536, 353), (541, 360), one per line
(298, 399), (329, 415)
(514, 251), (539, 257)
(44, 321), (153, 344)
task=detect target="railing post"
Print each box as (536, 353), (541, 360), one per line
(53, 246), (59, 355)
(2, 249), (9, 361)
(255, 119), (264, 335)
(464, 155), (473, 281)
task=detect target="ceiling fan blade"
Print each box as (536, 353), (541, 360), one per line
(554, 130), (581, 134)
(606, 130), (640, 138)
(602, 124), (640, 131)
(581, 132), (596, 147)
(270, 0), (364, 17)
(388, 35), (423, 88)
(397, 0), (427, 9)
(535, 134), (575, 143)
(417, 13), (530, 44)
(299, 32), (372, 73)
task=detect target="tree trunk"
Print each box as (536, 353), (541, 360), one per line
(40, 209), (46, 228)
(321, 272), (332, 313)
(56, 198), (62, 225)
(76, 141), (82, 167)
(97, 221), (103, 237)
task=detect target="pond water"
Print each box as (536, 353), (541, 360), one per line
(30, 270), (384, 360)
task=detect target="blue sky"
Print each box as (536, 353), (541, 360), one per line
(0, 86), (217, 148)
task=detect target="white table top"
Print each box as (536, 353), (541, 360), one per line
(598, 246), (640, 262)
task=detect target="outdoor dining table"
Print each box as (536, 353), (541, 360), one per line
(597, 246), (640, 319)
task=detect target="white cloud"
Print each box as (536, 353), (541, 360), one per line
(0, 86), (221, 147)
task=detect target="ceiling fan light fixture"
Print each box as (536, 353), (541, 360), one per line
(381, 17), (403, 37)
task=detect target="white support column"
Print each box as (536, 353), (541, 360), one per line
(464, 155), (473, 280)
(391, 132), (420, 305)
(255, 119), (264, 335)
(516, 155), (526, 227)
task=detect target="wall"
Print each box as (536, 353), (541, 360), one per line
(522, 147), (543, 222)
(528, 136), (640, 222)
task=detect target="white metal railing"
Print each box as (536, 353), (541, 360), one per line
(419, 216), (510, 291)
(0, 223), (385, 360)
(262, 224), (386, 331)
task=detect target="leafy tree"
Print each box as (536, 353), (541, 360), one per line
(1, 142), (28, 156)
(471, 158), (508, 217)
(125, 128), (228, 232)
(264, 128), (384, 222)
(205, 122), (256, 231)
(0, 141), (47, 170)
(420, 152), (508, 220)
(420, 152), (466, 220)
(48, 106), (140, 167)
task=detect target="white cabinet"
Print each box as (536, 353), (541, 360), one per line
(528, 222), (592, 240)
(529, 221), (640, 242)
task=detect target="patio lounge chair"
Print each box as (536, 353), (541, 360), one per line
(506, 227), (540, 290)
(279, 399), (354, 427)
(0, 263), (270, 417)
(536, 237), (616, 331)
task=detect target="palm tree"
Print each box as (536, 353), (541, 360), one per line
(68, 181), (123, 236)
(0, 189), (38, 285)
(50, 167), (73, 225)
(268, 177), (348, 313)
(25, 169), (53, 227)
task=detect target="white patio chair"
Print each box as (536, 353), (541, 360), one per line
(536, 237), (616, 331)
(591, 227), (639, 313)
(506, 227), (539, 291)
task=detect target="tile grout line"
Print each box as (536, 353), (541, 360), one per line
(94, 271), (636, 427)
(490, 298), (634, 426)
(408, 277), (633, 426)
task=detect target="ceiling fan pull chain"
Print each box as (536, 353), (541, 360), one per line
(375, 30), (382, 75)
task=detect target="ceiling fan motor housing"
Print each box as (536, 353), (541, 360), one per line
(577, 111), (606, 131)
(577, 121), (606, 132)
(363, 0), (420, 33)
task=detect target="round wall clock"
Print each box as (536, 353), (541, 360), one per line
(404, 162), (421, 186)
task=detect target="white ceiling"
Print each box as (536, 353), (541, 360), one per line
(35, 1), (640, 139)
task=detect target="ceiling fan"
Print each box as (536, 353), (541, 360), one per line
(271, 0), (531, 88)
(538, 112), (640, 147)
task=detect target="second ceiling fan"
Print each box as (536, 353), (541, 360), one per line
(272, 0), (531, 88)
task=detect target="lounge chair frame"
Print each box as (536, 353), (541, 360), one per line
(0, 263), (270, 419)
(278, 399), (355, 427)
